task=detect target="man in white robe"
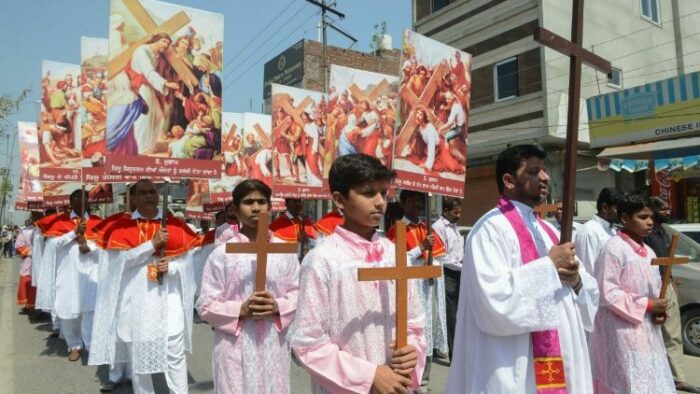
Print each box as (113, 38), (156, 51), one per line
(35, 190), (102, 361)
(445, 145), (599, 394)
(89, 179), (198, 394)
(574, 187), (622, 275)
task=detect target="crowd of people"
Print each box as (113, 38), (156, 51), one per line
(7, 147), (699, 394)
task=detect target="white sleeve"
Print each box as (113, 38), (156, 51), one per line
(464, 221), (563, 336)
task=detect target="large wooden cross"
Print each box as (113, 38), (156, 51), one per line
(534, 203), (559, 218)
(395, 62), (448, 155)
(109, 0), (198, 89)
(651, 233), (689, 299)
(358, 220), (442, 348)
(533, 0), (611, 243)
(251, 123), (272, 148)
(348, 79), (390, 104)
(225, 212), (298, 291)
(272, 96), (313, 140)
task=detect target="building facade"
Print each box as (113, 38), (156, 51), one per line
(414, 0), (700, 224)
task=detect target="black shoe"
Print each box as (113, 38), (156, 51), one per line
(100, 381), (119, 392)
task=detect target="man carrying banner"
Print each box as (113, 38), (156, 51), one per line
(89, 179), (200, 393)
(35, 189), (103, 361)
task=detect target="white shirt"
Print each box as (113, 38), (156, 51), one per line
(432, 216), (464, 271)
(445, 204), (599, 394)
(118, 209), (184, 340)
(574, 214), (616, 276)
(303, 122), (320, 154)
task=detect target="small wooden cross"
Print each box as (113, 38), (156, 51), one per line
(651, 233), (689, 299)
(358, 220), (442, 348)
(225, 212), (298, 291)
(533, 0), (612, 243)
(534, 203), (559, 218)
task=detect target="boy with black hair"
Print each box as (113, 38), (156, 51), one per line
(590, 194), (675, 393)
(289, 153), (426, 393)
(197, 179), (300, 393)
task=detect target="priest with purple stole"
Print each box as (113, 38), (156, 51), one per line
(445, 145), (599, 394)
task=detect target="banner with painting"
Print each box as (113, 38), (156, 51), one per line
(393, 29), (471, 198)
(328, 65), (398, 170)
(16, 122), (43, 211)
(105, 0), (223, 179)
(270, 83), (327, 199)
(39, 60), (82, 183)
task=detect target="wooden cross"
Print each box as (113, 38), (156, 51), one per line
(225, 212), (298, 291)
(272, 95), (313, 139)
(651, 233), (689, 299)
(533, 0), (611, 243)
(251, 122), (272, 148)
(395, 62), (448, 154)
(348, 79), (390, 104)
(108, 0), (198, 89)
(358, 220), (442, 348)
(534, 203), (559, 218)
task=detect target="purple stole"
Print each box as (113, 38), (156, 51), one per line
(498, 196), (567, 394)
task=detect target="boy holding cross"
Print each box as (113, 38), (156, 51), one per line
(289, 153), (426, 393)
(196, 179), (300, 393)
(589, 194), (675, 393)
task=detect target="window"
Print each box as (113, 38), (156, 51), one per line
(640, 0), (660, 24)
(432, 0), (450, 13)
(607, 67), (622, 89)
(494, 57), (519, 102)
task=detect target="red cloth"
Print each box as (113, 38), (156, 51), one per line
(386, 221), (446, 261)
(35, 213), (102, 240)
(200, 229), (215, 246)
(312, 210), (344, 237)
(270, 214), (317, 242)
(16, 275), (36, 308)
(91, 214), (201, 258)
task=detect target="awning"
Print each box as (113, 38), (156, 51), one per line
(597, 136), (700, 160)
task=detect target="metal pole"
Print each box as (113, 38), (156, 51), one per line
(321, 0), (328, 92)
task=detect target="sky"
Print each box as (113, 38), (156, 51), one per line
(0, 0), (411, 224)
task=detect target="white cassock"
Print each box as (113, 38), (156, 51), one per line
(192, 240), (215, 298)
(35, 212), (100, 351)
(445, 201), (599, 394)
(128, 44), (169, 154)
(89, 210), (195, 394)
(574, 214), (616, 276)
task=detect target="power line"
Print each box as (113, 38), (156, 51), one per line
(224, 9), (321, 90)
(220, 0), (299, 73)
(222, 3), (310, 82)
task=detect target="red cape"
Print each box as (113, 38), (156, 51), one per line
(386, 221), (446, 260)
(312, 210), (344, 236)
(91, 214), (201, 258)
(35, 213), (102, 239)
(270, 214), (317, 242)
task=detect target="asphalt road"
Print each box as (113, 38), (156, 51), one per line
(0, 258), (449, 393)
(2, 257), (697, 394)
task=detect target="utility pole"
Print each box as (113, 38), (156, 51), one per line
(0, 130), (16, 226)
(304, 0), (348, 92)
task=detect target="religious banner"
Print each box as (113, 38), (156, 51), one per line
(270, 83), (327, 199)
(185, 179), (214, 220)
(328, 65), (398, 171)
(38, 60), (82, 183)
(17, 122), (43, 203)
(105, 0), (223, 179)
(42, 182), (114, 208)
(393, 29), (471, 198)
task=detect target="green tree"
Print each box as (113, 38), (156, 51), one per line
(0, 88), (31, 132)
(370, 21), (388, 53)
